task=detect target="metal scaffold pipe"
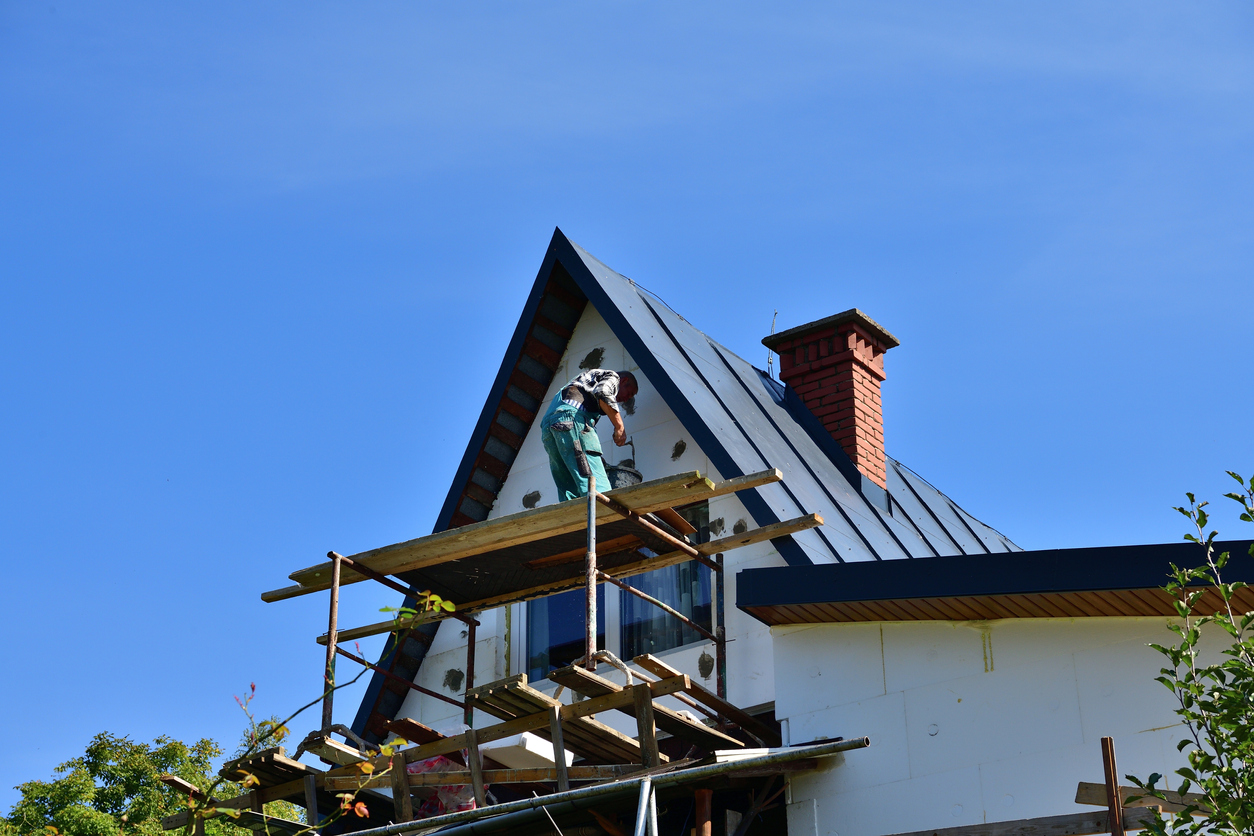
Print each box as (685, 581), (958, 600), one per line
(585, 476), (597, 670)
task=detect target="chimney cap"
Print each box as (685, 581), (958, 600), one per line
(762, 308), (900, 352)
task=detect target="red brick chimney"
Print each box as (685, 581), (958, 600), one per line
(762, 309), (899, 489)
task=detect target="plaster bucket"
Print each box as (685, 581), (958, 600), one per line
(605, 464), (642, 490)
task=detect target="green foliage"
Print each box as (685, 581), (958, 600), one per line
(0, 732), (242, 836)
(1129, 472), (1254, 836)
(380, 588), (456, 629)
(3, 601), (451, 835)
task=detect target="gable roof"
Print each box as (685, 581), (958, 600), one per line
(351, 228), (1017, 742)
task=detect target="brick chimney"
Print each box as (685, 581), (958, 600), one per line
(762, 309), (900, 489)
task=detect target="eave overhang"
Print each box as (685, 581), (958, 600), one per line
(737, 540), (1254, 625)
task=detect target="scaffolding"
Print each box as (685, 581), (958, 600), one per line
(179, 468), (839, 835)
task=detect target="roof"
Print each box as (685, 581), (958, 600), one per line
(737, 540), (1254, 625)
(352, 228), (1018, 742)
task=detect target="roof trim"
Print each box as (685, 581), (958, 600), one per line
(737, 540), (1254, 625)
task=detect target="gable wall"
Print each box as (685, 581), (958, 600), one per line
(774, 617), (1222, 836)
(394, 303), (790, 735)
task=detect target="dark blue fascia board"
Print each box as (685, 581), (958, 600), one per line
(736, 540), (1254, 611)
(551, 233), (812, 566)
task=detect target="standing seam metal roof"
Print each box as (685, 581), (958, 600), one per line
(351, 228), (1017, 741)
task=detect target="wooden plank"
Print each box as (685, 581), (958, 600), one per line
(162, 772), (322, 830)
(1101, 737), (1126, 836)
(526, 534), (643, 569)
(325, 765), (639, 791)
(232, 810), (307, 836)
(158, 774), (208, 801)
(548, 706), (570, 792)
(548, 665), (744, 752)
(548, 665), (619, 697)
(724, 759), (821, 776)
(654, 507), (698, 536)
(276, 471), (716, 595)
(702, 468), (784, 499)
(305, 735), (368, 766)
(219, 748), (322, 791)
(494, 678), (649, 764)
(878, 808), (1160, 836)
(694, 513), (823, 556)
(390, 754), (411, 822)
(302, 775), (319, 826)
(309, 676), (688, 783)
(266, 469), (785, 603)
(384, 717), (445, 746)
(633, 684), (659, 769)
(465, 730), (486, 808)
(316, 511), (827, 643)
(1075, 781), (1204, 815)
(633, 654), (782, 747)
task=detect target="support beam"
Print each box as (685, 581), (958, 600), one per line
(633, 684), (659, 770)
(303, 775), (320, 828)
(389, 755), (411, 823)
(332, 551), (479, 627)
(595, 492), (715, 571)
(715, 551), (727, 701)
(333, 646), (465, 710)
(311, 513), (824, 645)
(695, 788), (713, 836)
(633, 654), (781, 748)
(585, 474), (598, 670)
(321, 552), (341, 730)
(323, 765), (644, 791)
(1102, 737), (1126, 836)
(547, 706), (569, 792)
(464, 619), (477, 727)
(1074, 781), (1204, 815)
(465, 730), (486, 808)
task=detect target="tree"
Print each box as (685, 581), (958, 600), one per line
(0, 732), (249, 836)
(1130, 472), (1254, 836)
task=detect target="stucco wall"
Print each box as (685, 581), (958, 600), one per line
(395, 303), (786, 734)
(775, 617), (1219, 836)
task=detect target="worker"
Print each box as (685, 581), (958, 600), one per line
(540, 368), (639, 501)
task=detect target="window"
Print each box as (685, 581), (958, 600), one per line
(619, 560), (711, 658)
(619, 503), (711, 658)
(524, 503), (711, 680)
(527, 586), (604, 681)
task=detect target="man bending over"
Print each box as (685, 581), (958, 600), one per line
(540, 369), (639, 501)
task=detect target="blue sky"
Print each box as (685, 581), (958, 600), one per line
(2, 1), (1252, 809)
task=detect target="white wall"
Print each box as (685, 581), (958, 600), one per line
(394, 303), (786, 734)
(775, 617), (1224, 836)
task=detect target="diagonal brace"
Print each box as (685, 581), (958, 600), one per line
(593, 493), (719, 572)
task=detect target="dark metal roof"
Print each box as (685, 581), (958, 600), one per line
(353, 228), (1018, 741)
(737, 540), (1254, 625)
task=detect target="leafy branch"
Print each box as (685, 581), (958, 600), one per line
(1128, 472), (1254, 836)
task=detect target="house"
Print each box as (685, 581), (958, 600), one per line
(330, 228), (1251, 835)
